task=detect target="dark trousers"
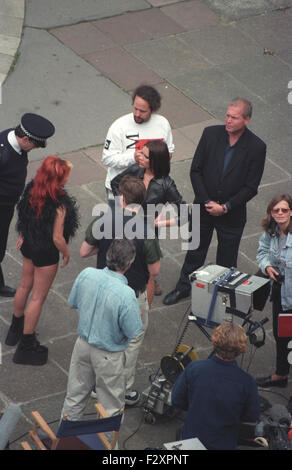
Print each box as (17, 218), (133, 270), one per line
(271, 283), (292, 376)
(176, 210), (245, 292)
(0, 205), (15, 286)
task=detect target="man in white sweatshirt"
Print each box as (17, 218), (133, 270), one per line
(102, 84), (174, 201)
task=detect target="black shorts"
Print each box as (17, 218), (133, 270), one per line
(21, 240), (59, 267)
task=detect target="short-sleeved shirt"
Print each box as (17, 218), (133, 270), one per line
(68, 267), (142, 351)
(85, 207), (161, 291)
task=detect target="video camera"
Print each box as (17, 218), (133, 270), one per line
(255, 404), (292, 450)
(142, 265), (270, 426)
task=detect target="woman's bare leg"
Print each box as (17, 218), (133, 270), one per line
(23, 263), (58, 334)
(14, 257), (34, 318)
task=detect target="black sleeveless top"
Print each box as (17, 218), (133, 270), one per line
(16, 180), (79, 251)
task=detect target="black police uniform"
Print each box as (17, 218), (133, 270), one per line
(0, 113), (55, 296)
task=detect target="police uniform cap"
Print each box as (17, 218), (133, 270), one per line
(20, 113), (55, 146)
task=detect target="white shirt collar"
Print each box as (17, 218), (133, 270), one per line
(7, 130), (22, 154)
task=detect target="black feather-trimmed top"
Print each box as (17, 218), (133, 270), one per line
(16, 180), (79, 251)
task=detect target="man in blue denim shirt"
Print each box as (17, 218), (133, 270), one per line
(62, 239), (142, 418)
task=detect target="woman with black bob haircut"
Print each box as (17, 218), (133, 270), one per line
(111, 139), (183, 224)
(256, 194), (292, 388)
(147, 138), (170, 178)
(111, 139), (186, 299)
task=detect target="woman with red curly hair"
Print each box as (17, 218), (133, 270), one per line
(5, 156), (79, 365)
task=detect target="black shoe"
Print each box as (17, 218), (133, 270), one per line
(5, 314), (24, 346)
(0, 285), (16, 297)
(163, 289), (190, 305)
(13, 333), (48, 366)
(125, 390), (140, 406)
(256, 375), (288, 388)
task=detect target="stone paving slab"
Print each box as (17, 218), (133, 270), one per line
(0, 0), (24, 86)
(126, 35), (212, 79)
(0, 52), (15, 75)
(92, 8), (185, 44)
(168, 68), (261, 123)
(147, 0), (180, 6)
(82, 47), (163, 92)
(237, 7), (292, 51)
(0, 13), (23, 37)
(0, 27), (132, 159)
(1, 0), (292, 452)
(50, 22), (116, 56)
(249, 104), (292, 158)
(0, 0), (24, 18)
(24, 0), (151, 28)
(160, 0), (220, 29)
(178, 24), (263, 66)
(55, 150), (107, 186)
(170, 129), (197, 164)
(176, 118), (223, 144)
(156, 82), (213, 128)
(204, 0), (292, 20)
(0, 33), (21, 57)
(222, 55), (292, 102)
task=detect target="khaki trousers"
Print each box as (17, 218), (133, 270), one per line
(62, 337), (126, 419)
(124, 290), (149, 390)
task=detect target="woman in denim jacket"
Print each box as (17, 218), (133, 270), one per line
(256, 194), (292, 388)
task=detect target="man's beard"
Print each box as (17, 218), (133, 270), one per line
(134, 116), (144, 124)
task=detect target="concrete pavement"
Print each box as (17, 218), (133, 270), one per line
(0, 0), (292, 451)
(0, 0), (24, 88)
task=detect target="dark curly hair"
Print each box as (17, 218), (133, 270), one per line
(132, 85), (161, 112)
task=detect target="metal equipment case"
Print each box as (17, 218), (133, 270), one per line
(190, 264), (270, 327)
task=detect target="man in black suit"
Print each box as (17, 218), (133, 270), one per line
(163, 98), (266, 305)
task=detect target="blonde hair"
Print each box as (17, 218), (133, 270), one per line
(212, 321), (247, 360)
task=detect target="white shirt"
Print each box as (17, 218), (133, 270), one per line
(7, 131), (22, 154)
(102, 113), (174, 189)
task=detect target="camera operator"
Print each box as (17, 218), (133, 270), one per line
(256, 194), (292, 388)
(171, 321), (260, 450)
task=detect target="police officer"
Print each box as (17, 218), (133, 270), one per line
(0, 113), (55, 296)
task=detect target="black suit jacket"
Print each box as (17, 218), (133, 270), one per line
(190, 125), (266, 226)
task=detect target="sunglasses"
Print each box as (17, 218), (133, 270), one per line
(271, 208), (290, 214)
